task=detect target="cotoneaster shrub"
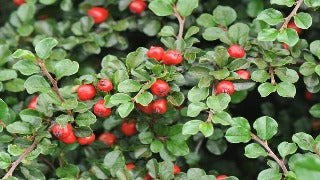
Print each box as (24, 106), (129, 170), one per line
(0, 0), (320, 179)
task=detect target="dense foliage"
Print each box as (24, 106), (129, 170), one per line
(1, 0), (320, 179)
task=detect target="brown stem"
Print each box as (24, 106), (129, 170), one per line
(250, 133), (288, 175)
(40, 156), (55, 170)
(279, 0), (304, 31)
(3, 137), (37, 178)
(269, 66), (277, 85)
(313, 144), (320, 157)
(132, 89), (145, 102)
(173, 5), (185, 39)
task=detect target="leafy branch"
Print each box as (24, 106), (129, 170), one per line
(173, 5), (185, 39)
(279, 0), (304, 31)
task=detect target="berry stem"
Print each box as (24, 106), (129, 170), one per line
(279, 0), (304, 31)
(3, 136), (37, 179)
(173, 5), (185, 39)
(250, 133), (288, 175)
(269, 66), (277, 85)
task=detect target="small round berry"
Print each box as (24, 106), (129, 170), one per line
(78, 133), (96, 145)
(28, 96), (38, 110)
(216, 81), (235, 96)
(305, 91), (313, 101)
(13, 0), (26, 6)
(216, 175), (228, 180)
(60, 132), (77, 144)
(173, 164), (181, 175)
(228, 44), (245, 58)
(282, 43), (289, 50)
(129, 0), (147, 15)
(236, 70), (251, 80)
(97, 78), (113, 92)
(147, 46), (164, 61)
(88, 7), (109, 24)
(126, 163), (135, 171)
(288, 22), (302, 35)
(137, 103), (153, 114)
(93, 100), (112, 118)
(98, 132), (116, 146)
(144, 173), (153, 180)
(152, 99), (167, 114)
(52, 123), (73, 139)
(151, 79), (170, 97)
(120, 121), (137, 136)
(77, 84), (96, 101)
(162, 50), (183, 65)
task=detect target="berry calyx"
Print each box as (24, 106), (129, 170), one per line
(288, 22), (302, 35)
(13, 0), (26, 6)
(173, 164), (181, 175)
(236, 70), (251, 80)
(137, 103), (153, 114)
(216, 80), (235, 96)
(98, 132), (116, 146)
(282, 43), (289, 50)
(97, 78), (113, 92)
(28, 96), (38, 110)
(52, 123), (73, 139)
(88, 7), (109, 24)
(162, 50), (183, 65)
(228, 44), (245, 58)
(126, 163), (135, 171)
(77, 84), (96, 101)
(152, 99), (167, 114)
(60, 132), (77, 144)
(129, 0), (147, 15)
(151, 79), (170, 97)
(216, 175), (228, 180)
(78, 133), (96, 145)
(147, 46), (164, 61)
(93, 100), (112, 118)
(120, 121), (137, 136)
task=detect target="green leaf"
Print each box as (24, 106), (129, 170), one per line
(158, 26), (175, 37)
(24, 75), (51, 94)
(139, 132), (153, 144)
(5, 79), (25, 92)
(118, 79), (141, 93)
(310, 40), (320, 59)
(167, 92), (185, 106)
(126, 48), (148, 70)
(60, 0), (73, 11)
(225, 126), (251, 143)
(257, 8), (284, 25)
(292, 132), (314, 151)
(19, 109), (42, 127)
(35, 38), (58, 59)
(277, 28), (299, 47)
(136, 92), (153, 106)
(196, 13), (216, 28)
(258, 82), (276, 97)
(257, 28), (279, 41)
(0, 99), (8, 119)
(0, 152), (11, 169)
(74, 126), (92, 138)
(187, 168), (206, 180)
(244, 143), (267, 158)
(56, 164), (80, 178)
(17, 4), (36, 22)
(12, 49), (36, 61)
(253, 116), (278, 140)
(118, 102), (134, 118)
(182, 120), (202, 135)
(167, 140), (189, 156)
(299, 62), (316, 76)
(206, 139), (227, 155)
(103, 150), (126, 176)
(228, 23), (249, 44)
(212, 6), (237, 27)
(185, 26), (200, 39)
(110, 93), (132, 105)
(13, 60), (40, 75)
(146, 159), (159, 178)
(211, 111), (232, 126)
(251, 70), (270, 83)
(270, 0), (295, 7)
(8, 144), (24, 156)
(277, 142), (297, 158)
(257, 168), (282, 180)
(188, 86), (209, 103)
(187, 102), (207, 117)
(275, 68), (299, 83)
(199, 122), (214, 137)
(40, 0), (57, 5)
(310, 103), (320, 118)
(247, 0), (264, 18)
(159, 161), (174, 180)
(276, 82), (296, 98)
(206, 94), (231, 112)
(148, 0), (174, 16)
(0, 69), (17, 81)
(75, 111), (97, 126)
(150, 140), (164, 153)
(54, 59), (79, 80)
(292, 156), (320, 180)
(177, 0), (199, 17)
(17, 24), (34, 37)
(294, 12), (312, 29)
(202, 27), (229, 44)
(6, 121), (31, 134)
(55, 114), (73, 128)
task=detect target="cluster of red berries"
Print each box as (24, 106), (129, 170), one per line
(147, 46), (184, 65)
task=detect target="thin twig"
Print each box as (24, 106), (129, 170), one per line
(173, 5), (185, 39)
(3, 137), (38, 178)
(250, 133), (288, 175)
(279, 0), (304, 31)
(132, 88), (145, 102)
(269, 66), (277, 85)
(40, 156), (55, 170)
(313, 144), (320, 157)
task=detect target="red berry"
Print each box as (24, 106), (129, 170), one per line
(60, 132), (77, 144)
(93, 100), (112, 118)
(78, 133), (96, 145)
(120, 121), (137, 136)
(305, 91), (313, 101)
(28, 96), (38, 110)
(137, 103), (153, 114)
(162, 50), (183, 65)
(151, 79), (170, 97)
(97, 78), (113, 92)
(173, 164), (181, 175)
(126, 163), (135, 171)
(88, 7), (109, 24)
(236, 70), (251, 80)
(216, 175), (228, 180)
(144, 173), (153, 180)
(216, 80), (235, 96)
(129, 0), (147, 15)
(98, 132), (116, 146)
(288, 22), (302, 35)
(228, 44), (245, 58)
(52, 123), (73, 139)
(77, 84), (96, 101)
(282, 43), (289, 50)
(147, 46), (164, 61)
(13, 0), (25, 6)
(152, 99), (167, 114)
